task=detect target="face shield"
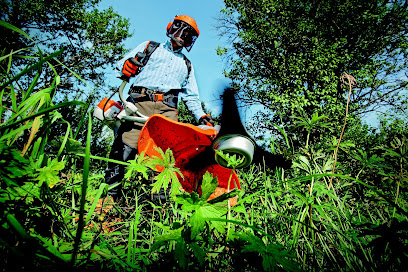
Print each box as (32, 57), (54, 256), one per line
(167, 20), (198, 52)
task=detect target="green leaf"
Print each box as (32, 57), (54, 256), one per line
(215, 150), (245, 169)
(61, 137), (85, 154)
(150, 222), (184, 251)
(191, 203), (227, 238)
(33, 158), (65, 188)
(0, 142), (34, 186)
(148, 148), (183, 196)
(0, 20), (35, 42)
(5, 212), (30, 239)
(200, 172), (219, 201)
(189, 242), (206, 266)
(124, 154), (149, 180)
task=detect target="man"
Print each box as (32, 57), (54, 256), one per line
(105, 15), (214, 200)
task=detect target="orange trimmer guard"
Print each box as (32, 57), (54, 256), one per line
(138, 114), (241, 202)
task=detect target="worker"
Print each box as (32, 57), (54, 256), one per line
(105, 15), (215, 201)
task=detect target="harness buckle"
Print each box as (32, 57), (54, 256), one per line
(154, 93), (164, 101)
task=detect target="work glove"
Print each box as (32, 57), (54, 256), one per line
(121, 58), (139, 81)
(121, 54), (145, 81)
(199, 114), (215, 127)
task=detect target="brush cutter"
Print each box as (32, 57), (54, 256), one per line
(93, 81), (257, 169)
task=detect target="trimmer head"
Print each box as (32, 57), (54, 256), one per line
(213, 87), (256, 169)
(213, 134), (255, 169)
(213, 86), (292, 170)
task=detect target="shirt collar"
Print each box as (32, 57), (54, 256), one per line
(164, 40), (183, 53)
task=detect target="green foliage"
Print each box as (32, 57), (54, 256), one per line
(219, 0), (408, 138)
(124, 152), (150, 181)
(177, 99), (220, 125)
(0, 0), (132, 99)
(33, 158), (65, 188)
(147, 147), (184, 196)
(0, 0), (132, 169)
(0, 141), (33, 186)
(291, 110), (333, 148)
(215, 149), (246, 169)
(228, 231), (299, 272)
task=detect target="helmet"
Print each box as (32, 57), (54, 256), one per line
(167, 15), (199, 51)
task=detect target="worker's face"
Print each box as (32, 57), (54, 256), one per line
(168, 20), (198, 50)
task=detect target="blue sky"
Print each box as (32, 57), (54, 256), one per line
(98, 0), (230, 116)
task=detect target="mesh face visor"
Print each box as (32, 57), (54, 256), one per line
(168, 20), (198, 51)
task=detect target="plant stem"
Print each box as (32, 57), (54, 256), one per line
(71, 113), (91, 266)
(329, 73), (355, 190)
(226, 169), (234, 236)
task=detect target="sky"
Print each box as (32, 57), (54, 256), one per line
(98, 0), (231, 117)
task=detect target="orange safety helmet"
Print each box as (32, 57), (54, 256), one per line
(167, 15), (199, 51)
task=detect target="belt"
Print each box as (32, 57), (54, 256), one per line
(129, 87), (164, 101)
(129, 86), (180, 108)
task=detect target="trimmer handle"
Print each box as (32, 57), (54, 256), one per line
(117, 80), (149, 123)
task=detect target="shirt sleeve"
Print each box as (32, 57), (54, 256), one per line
(115, 41), (150, 78)
(180, 63), (206, 121)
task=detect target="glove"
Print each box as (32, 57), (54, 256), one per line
(121, 58), (140, 80)
(199, 114), (215, 127)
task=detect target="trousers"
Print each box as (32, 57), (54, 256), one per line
(104, 100), (178, 198)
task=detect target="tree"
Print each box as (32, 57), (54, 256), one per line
(0, 0), (132, 101)
(217, 0), (408, 134)
(0, 0), (132, 159)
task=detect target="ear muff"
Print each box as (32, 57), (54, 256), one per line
(166, 21), (172, 33)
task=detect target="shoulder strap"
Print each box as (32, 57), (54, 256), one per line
(141, 41), (160, 66)
(183, 55), (191, 78)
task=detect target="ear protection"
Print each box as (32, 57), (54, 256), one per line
(166, 21), (173, 33)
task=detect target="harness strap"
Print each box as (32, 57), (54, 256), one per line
(129, 87), (180, 108)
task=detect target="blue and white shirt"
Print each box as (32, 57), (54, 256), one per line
(115, 40), (206, 120)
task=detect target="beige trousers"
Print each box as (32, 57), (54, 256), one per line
(120, 100), (178, 149)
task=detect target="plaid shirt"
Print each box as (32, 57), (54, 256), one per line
(115, 40), (205, 120)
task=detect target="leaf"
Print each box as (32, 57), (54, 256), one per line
(0, 142), (34, 186)
(189, 242), (206, 266)
(33, 158), (65, 188)
(64, 138), (85, 154)
(0, 20), (35, 42)
(21, 115), (42, 156)
(124, 154), (149, 180)
(148, 148), (183, 196)
(5, 212), (30, 239)
(200, 172), (219, 201)
(150, 222), (184, 251)
(174, 239), (188, 269)
(32, 234), (69, 261)
(191, 203), (227, 238)
(175, 191), (228, 238)
(215, 150), (245, 169)
(190, 209), (207, 238)
(175, 192), (202, 211)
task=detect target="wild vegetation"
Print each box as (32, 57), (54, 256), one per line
(1, 0), (408, 271)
